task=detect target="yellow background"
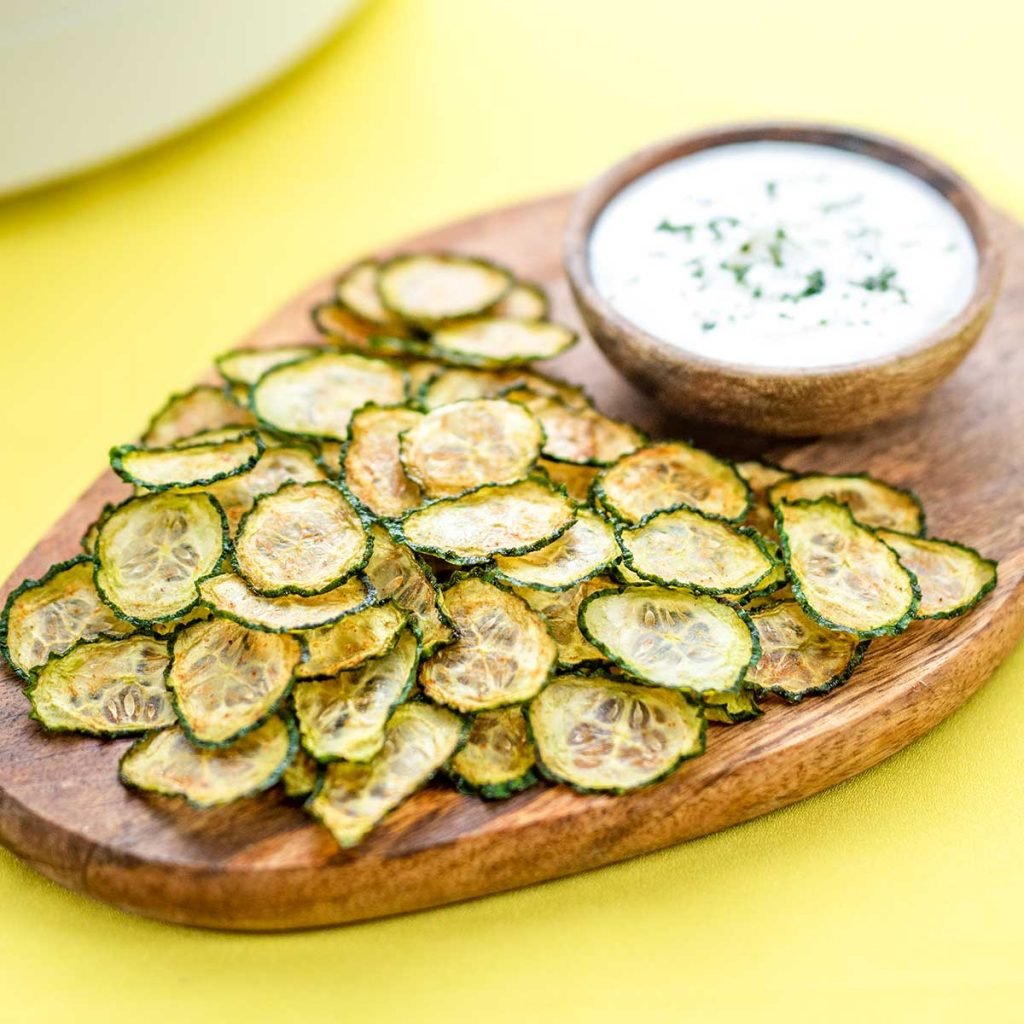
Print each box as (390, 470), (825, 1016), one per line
(1, 1), (1022, 1019)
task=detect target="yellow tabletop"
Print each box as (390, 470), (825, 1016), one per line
(1, 1), (1022, 1020)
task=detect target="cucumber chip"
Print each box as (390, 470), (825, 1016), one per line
(876, 530), (997, 620)
(596, 442), (750, 524)
(28, 635), (174, 735)
(296, 602), (407, 679)
(492, 508), (619, 590)
(737, 459), (793, 539)
(215, 345), (323, 387)
(579, 586), (759, 696)
(309, 702), (464, 848)
(769, 473), (925, 535)
(342, 405), (424, 518)
(397, 478), (575, 565)
(233, 482), (370, 596)
(281, 747), (320, 799)
(618, 507), (776, 595)
(778, 499), (919, 637)
(399, 398), (543, 498)
(492, 281), (549, 321)
(142, 385), (256, 448)
(199, 572), (375, 632)
(294, 627), (418, 762)
(537, 458), (600, 504)
(336, 259), (409, 329)
(317, 439), (344, 478)
(377, 253), (512, 325)
(747, 599), (867, 702)
(512, 576), (617, 668)
(704, 687), (763, 724)
(167, 617), (302, 746)
(529, 674), (705, 793)
(419, 577), (556, 712)
(111, 434), (263, 491)
(251, 351), (406, 441)
(430, 318), (576, 366)
(95, 492), (228, 624)
(419, 367), (589, 411)
(120, 715), (295, 808)
(1, 555), (135, 679)
(449, 706), (537, 798)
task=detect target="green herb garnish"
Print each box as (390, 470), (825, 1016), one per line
(768, 228), (787, 268)
(708, 216), (740, 241)
(657, 220), (696, 238)
(782, 269), (826, 302)
(851, 266), (907, 302)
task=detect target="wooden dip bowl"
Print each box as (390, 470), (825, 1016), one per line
(564, 123), (1004, 436)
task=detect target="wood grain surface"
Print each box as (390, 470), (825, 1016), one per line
(1, 194), (1021, 931)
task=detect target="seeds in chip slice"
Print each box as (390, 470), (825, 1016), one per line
(95, 492), (227, 624)
(215, 345), (323, 387)
(28, 635), (174, 735)
(342, 405), (424, 517)
(1, 555), (135, 679)
(419, 577), (556, 712)
(167, 618), (302, 746)
(296, 602), (407, 679)
(777, 499), (919, 637)
(363, 525), (453, 654)
(737, 459), (793, 539)
(233, 482), (369, 596)
(618, 507), (776, 594)
(491, 281), (549, 321)
(876, 530), (997, 620)
(747, 599), (867, 701)
(449, 706), (537, 798)
(419, 367), (590, 411)
(199, 572), (374, 632)
(579, 586), (758, 696)
(120, 715), (295, 808)
(142, 385), (256, 447)
(492, 509), (618, 590)
(704, 688), (763, 724)
(430, 318), (576, 366)
(596, 442), (750, 524)
(309, 702), (464, 848)
(512, 576), (616, 668)
(336, 259), (409, 329)
(282, 747), (320, 799)
(529, 674), (704, 793)
(399, 398), (543, 498)
(769, 473), (924, 534)
(251, 351), (406, 441)
(111, 434), (263, 490)
(397, 478), (575, 565)
(294, 627), (418, 762)
(377, 253), (512, 325)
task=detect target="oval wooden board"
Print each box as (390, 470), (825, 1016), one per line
(2, 194), (1022, 931)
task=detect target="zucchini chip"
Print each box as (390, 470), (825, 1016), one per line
(1, 555), (134, 679)
(282, 747), (320, 799)
(777, 499), (919, 637)
(419, 367), (590, 412)
(167, 618), (302, 746)
(419, 577), (556, 712)
(876, 530), (997, 620)
(142, 385), (256, 448)
(492, 508), (619, 590)
(296, 602), (407, 679)
(81, 503), (115, 556)
(449, 706), (537, 798)
(618, 507), (776, 595)
(737, 459), (793, 539)
(704, 688), (763, 724)
(215, 345), (323, 387)
(538, 458), (600, 504)
(199, 572), (374, 632)
(430, 318), (577, 366)
(251, 351), (406, 441)
(294, 627), (418, 762)
(747, 599), (867, 701)
(397, 478), (575, 565)
(492, 281), (549, 321)
(377, 253), (512, 325)
(336, 259), (409, 329)
(529, 674), (705, 793)
(28, 635), (174, 735)
(579, 586), (759, 696)
(309, 702), (464, 848)
(147, 606), (213, 637)
(405, 359), (445, 396)
(120, 715), (295, 808)
(95, 492), (227, 624)
(341, 405), (424, 518)
(111, 434), (262, 491)
(399, 398), (543, 498)
(595, 442), (750, 524)
(233, 482), (370, 596)
(364, 525), (454, 655)
(769, 473), (925, 535)
(317, 439), (343, 478)
(512, 576), (617, 668)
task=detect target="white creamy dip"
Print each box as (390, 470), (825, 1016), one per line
(588, 141), (978, 369)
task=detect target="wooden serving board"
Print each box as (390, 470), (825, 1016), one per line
(2, 194), (1022, 931)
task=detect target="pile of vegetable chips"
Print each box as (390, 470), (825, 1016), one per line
(0, 253), (998, 848)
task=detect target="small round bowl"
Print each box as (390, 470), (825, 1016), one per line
(564, 122), (1004, 436)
